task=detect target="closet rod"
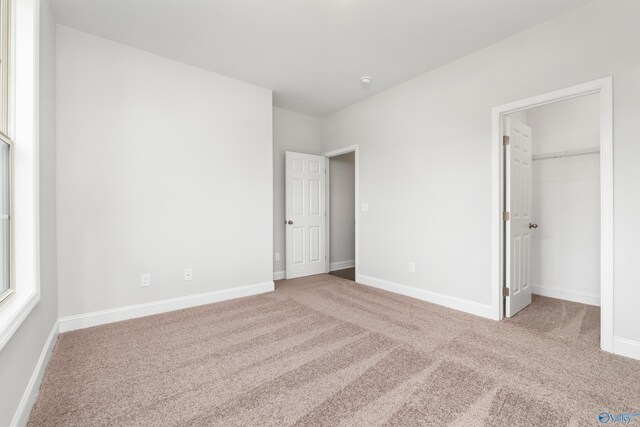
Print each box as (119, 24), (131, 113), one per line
(532, 147), (600, 161)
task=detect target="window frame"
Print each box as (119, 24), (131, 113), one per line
(0, 0), (12, 305)
(0, 0), (41, 353)
(0, 133), (12, 304)
(1, 0), (10, 135)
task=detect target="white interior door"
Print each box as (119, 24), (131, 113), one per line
(285, 152), (326, 279)
(505, 117), (533, 317)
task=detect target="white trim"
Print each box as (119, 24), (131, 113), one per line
(613, 337), (640, 362)
(357, 274), (497, 320)
(0, 0), (41, 353)
(273, 270), (285, 281)
(491, 77), (614, 353)
(532, 285), (600, 307)
(323, 145), (359, 280)
(329, 260), (355, 272)
(324, 145), (359, 158)
(325, 157), (331, 274)
(59, 282), (274, 333)
(0, 292), (39, 351)
(10, 320), (59, 427)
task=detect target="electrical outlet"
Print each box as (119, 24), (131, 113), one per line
(140, 273), (151, 287)
(408, 262), (416, 274)
(274, 252), (280, 262)
(361, 203), (369, 212)
(184, 269), (193, 281)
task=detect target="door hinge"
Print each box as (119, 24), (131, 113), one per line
(503, 135), (510, 146)
(503, 287), (510, 297)
(503, 211), (510, 221)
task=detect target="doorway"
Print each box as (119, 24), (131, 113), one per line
(284, 145), (359, 281)
(491, 77), (613, 352)
(324, 146), (359, 281)
(326, 151), (356, 281)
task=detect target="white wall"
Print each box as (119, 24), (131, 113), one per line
(321, 0), (640, 347)
(525, 95), (600, 305)
(0, 0), (58, 425)
(57, 27), (273, 318)
(329, 152), (355, 269)
(272, 107), (322, 277)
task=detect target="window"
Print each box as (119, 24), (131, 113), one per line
(0, 136), (8, 302)
(0, 0), (10, 304)
(0, 0), (39, 350)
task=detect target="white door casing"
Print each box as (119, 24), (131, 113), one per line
(285, 152), (326, 279)
(505, 117), (533, 317)
(492, 77), (613, 353)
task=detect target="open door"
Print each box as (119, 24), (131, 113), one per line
(505, 117), (533, 317)
(285, 152), (326, 279)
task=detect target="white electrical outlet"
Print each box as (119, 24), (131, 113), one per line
(140, 273), (151, 287)
(274, 252), (280, 262)
(184, 269), (193, 281)
(361, 203), (369, 212)
(408, 262), (416, 274)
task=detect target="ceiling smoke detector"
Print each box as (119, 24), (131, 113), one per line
(360, 76), (373, 85)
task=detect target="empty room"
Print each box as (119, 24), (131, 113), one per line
(2, 0), (640, 426)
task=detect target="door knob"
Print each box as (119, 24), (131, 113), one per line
(529, 223), (538, 229)
(287, 220), (294, 225)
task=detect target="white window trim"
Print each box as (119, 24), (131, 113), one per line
(0, 0), (40, 352)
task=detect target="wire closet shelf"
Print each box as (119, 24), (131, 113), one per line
(532, 147), (600, 161)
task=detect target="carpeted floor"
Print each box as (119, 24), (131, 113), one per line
(29, 274), (640, 426)
(329, 267), (355, 281)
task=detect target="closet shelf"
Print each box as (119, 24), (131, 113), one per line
(532, 147), (600, 161)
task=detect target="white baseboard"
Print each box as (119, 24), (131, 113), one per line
(330, 260), (355, 272)
(532, 284), (600, 306)
(11, 320), (59, 427)
(273, 270), (286, 281)
(59, 281), (274, 333)
(356, 274), (497, 320)
(613, 337), (640, 361)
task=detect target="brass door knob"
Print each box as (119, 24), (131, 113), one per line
(287, 220), (294, 225)
(529, 223), (538, 229)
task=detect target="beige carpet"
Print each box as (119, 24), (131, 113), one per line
(29, 274), (640, 426)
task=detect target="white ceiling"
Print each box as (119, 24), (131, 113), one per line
(51, 0), (594, 117)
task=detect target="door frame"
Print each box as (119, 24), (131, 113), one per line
(491, 77), (613, 352)
(323, 145), (359, 278)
